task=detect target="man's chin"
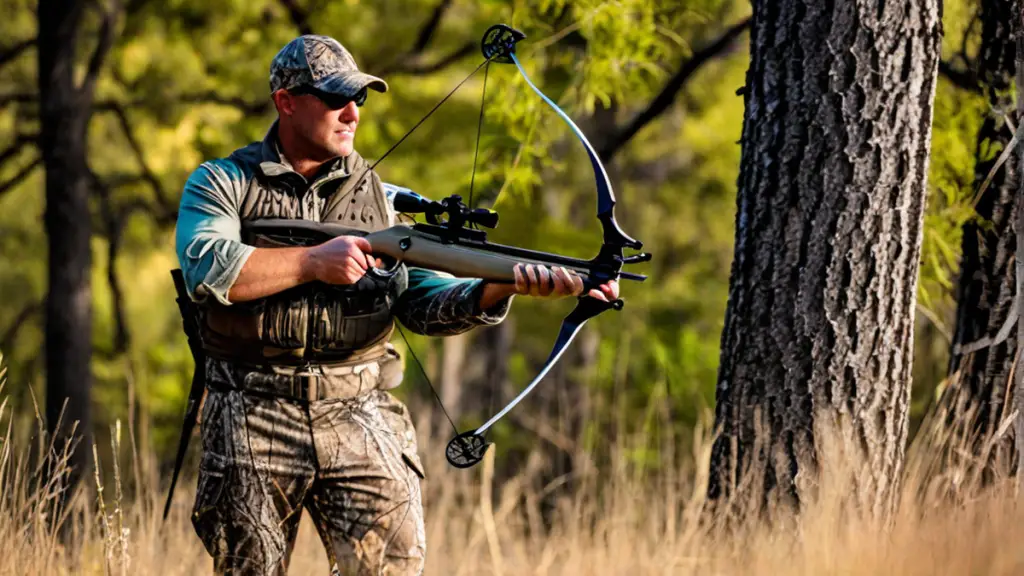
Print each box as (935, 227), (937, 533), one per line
(315, 144), (352, 159)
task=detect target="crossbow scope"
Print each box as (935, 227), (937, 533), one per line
(393, 190), (499, 230)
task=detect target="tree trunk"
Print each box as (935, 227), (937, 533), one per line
(1014, 1), (1024, 488)
(38, 0), (96, 494)
(945, 0), (1019, 480)
(708, 0), (941, 521)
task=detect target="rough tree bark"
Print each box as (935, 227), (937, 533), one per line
(945, 0), (1019, 479)
(38, 0), (113, 493)
(1014, 1), (1024, 487)
(707, 0), (941, 520)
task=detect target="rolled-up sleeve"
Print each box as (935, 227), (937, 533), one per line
(174, 160), (255, 305)
(392, 269), (513, 337)
(381, 181), (514, 336)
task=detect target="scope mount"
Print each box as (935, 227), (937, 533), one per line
(407, 194), (498, 243)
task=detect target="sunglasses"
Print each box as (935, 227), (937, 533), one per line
(288, 85), (367, 109)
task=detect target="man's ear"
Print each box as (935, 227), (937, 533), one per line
(272, 89), (295, 116)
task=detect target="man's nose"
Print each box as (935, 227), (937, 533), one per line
(339, 101), (359, 122)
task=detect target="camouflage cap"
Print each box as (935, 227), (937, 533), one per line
(269, 35), (388, 97)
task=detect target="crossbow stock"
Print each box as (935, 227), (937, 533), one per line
(253, 24), (651, 468)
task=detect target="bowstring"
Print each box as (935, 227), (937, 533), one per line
(467, 60), (491, 226)
(370, 55), (494, 172)
(396, 324), (459, 436)
(356, 53), (498, 436)
(467, 60), (498, 422)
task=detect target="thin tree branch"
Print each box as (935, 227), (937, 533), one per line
(2, 92), (269, 115)
(102, 103), (174, 212)
(0, 93), (36, 111)
(598, 16), (752, 162)
(372, 0), (470, 76)
(0, 157), (42, 199)
(0, 38), (35, 69)
(379, 41), (476, 76)
(80, 0), (121, 98)
(939, 59), (984, 94)
(94, 92), (271, 115)
(0, 301), (43, 353)
(411, 0), (454, 54)
(90, 171), (129, 354)
(279, 0), (313, 35)
(86, 170), (177, 224)
(176, 93), (272, 114)
(120, 197), (177, 226)
(0, 134), (37, 168)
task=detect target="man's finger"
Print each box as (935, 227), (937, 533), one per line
(559, 268), (581, 295)
(570, 271), (585, 296)
(514, 264), (527, 294)
(525, 265), (540, 297)
(347, 245), (369, 268)
(348, 255), (368, 271)
(551, 267), (568, 295)
(557, 267), (579, 296)
(536, 266), (552, 296)
(350, 262), (368, 279)
(352, 236), (373, 253)
(364, 251), (375, 269)
(587, 288), (609, 302)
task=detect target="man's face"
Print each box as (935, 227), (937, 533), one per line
(279, 89), (361, 159)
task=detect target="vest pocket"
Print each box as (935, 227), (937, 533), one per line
(314, 303), (393, 352)
(259, 296), (307, 349)
(204, 300), (265, 340)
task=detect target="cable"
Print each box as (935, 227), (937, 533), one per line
(394, 323), (460, 436)
(467, 61), (491, 220)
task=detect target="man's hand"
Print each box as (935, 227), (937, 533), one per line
(303, 235), (380, 285)
(478, 264), (620, 310)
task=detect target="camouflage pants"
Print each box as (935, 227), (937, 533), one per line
(191, 363), (426, 575)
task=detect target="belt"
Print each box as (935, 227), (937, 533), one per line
(293, 365), (322, 402)
(206, 358), (385, 403)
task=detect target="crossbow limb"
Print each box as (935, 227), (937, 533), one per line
(441, 24), (651, 467)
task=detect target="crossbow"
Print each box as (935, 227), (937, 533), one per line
(253, 24), (651, 468)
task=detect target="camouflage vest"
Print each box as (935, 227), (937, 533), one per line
(200, 135), (407, 366)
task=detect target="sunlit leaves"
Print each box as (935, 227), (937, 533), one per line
(0, 0), (987, 464)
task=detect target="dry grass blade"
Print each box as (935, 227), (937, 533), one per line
(0, 350), (1018, 574)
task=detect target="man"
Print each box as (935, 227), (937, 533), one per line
(175, 34), (618, 575)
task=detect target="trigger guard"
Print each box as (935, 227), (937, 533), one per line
(367, 260), (403, 281)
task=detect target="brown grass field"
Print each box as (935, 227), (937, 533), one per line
(2, 352), (1023, 576)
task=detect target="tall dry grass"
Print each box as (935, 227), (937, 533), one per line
(2, 352), (1023, 575)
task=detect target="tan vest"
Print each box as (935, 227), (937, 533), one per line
(200, 144), (405, 366)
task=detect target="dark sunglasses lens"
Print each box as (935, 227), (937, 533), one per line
(321, 89), (367, 109)
(291, 86), (367, 108)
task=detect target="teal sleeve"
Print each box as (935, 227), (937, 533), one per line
(174, 160), (255, 305)
(392, 267), (513, 336)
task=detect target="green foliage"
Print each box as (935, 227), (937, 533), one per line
(918, 79), (986, 317)
(0, 0), (990, 468)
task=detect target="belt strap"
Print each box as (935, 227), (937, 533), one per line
(207, 361), (383, 404)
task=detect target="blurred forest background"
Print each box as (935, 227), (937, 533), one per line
(0, 0), (1009, 567)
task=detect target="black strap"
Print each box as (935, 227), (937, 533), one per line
(162, 269), (209, 520)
